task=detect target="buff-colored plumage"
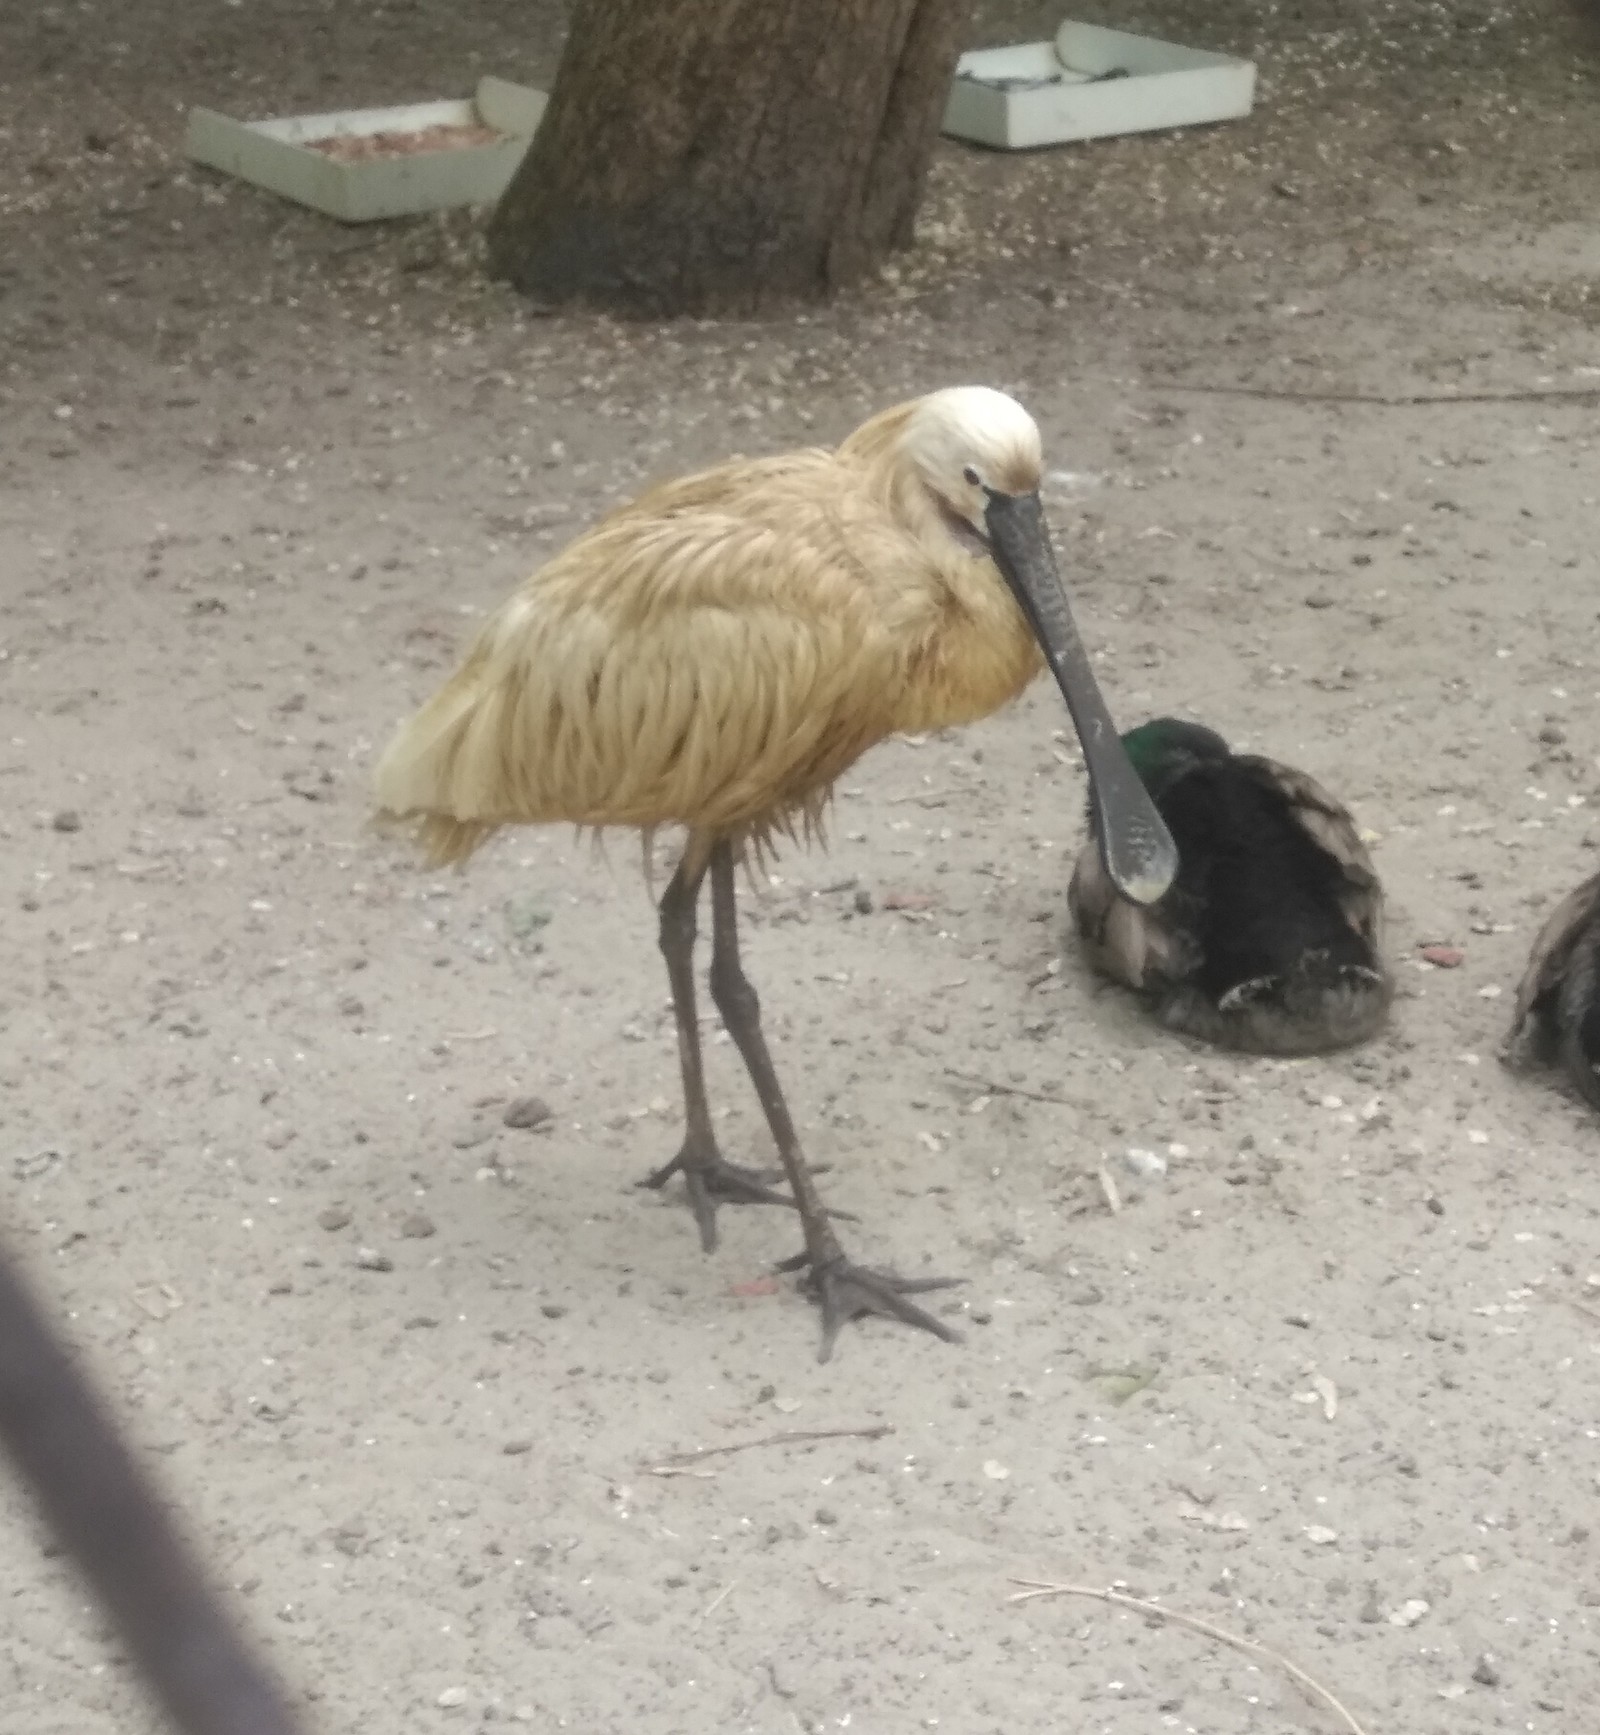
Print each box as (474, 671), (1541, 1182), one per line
(373, 389), (1044, 872)
(375, 388), (1067, 1360)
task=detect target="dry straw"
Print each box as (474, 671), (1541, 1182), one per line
(1009, 1578), (1372, 1735)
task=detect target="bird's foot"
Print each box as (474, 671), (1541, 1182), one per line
(776, 1248), (963, 1363)
(639, 1144), (794, 1254)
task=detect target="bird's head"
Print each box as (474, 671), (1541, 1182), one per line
(901, 386), (1044, 557)
(897, 385), (1179, 907)
(1086, 716), (1229, 835)
(1121, 717), (1232, 800)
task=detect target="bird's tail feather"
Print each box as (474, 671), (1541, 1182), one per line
(367, 806), (496, 869)
(371, 654), (513, 867)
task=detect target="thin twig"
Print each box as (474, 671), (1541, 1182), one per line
(886, 787), (963, 806)
(1008, 1579), (1372, 1735)
(1539, 1288), (1600, 1328)
(1096, 1165), (1122, 1216)
(696, 1581), (736, 1623)
(646, 1424), (892, 1472)
(1159, 381), (1600, 408)
(945, 1067), (1076, 1109)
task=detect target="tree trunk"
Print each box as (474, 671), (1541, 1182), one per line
(487, 0), (970, 316)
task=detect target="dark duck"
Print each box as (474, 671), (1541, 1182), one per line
(1505, 870), (1600, 1110)
(1068, 717), (1392, 1055)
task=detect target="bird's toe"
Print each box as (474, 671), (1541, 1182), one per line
(639, 1145), (797, 1254)
(788, 1254), (964, 1362)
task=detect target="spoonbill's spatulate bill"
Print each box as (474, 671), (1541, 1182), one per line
(984, 487), (1178, 906)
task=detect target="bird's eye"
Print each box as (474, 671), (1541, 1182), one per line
(962, 465), (981, 487)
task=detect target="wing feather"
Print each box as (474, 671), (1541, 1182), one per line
(1236, 754), (1383, 945)
(373, 459), (908, 864)
(1068, 839), (1194, 989)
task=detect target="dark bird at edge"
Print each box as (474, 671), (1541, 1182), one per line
(1505, 869), (1600, 1110)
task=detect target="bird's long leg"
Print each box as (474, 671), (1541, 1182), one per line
(640, 845), (794, 1252)
(706, 841), (961, 1361)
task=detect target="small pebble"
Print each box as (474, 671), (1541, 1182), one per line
(853, 888), (874, 915)
(1473, 1654), (1501, 1688)
(453, 1126), (493, 1150)
(814, 1507), (838, 1526)
(355, 1248), (393, 1272)
(1121, 1146), (1168, 1180)
(503, 1439), (534, 1456)
(399, 1213), (436, 1239)
(330, 1524), (366, 1558)
(503, 1095), (553, 1130)
(317, 1206), (352, 1232)
(540, 1302), (567, 1319)
(437, 1687), (468, 1708)
(51, 809), (82, 833)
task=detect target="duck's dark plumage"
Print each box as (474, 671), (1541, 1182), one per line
(1069, 717), (1391, 1055)
(1505, 870), (1600, 1109)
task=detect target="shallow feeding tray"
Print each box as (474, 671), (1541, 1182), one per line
(943, 21), (1255, 151)
(184, 75), (548, 221)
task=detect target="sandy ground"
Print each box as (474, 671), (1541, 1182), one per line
(4, 2), (1600, 1731)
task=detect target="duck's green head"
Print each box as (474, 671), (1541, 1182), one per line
(1120, 717), (1231, 799)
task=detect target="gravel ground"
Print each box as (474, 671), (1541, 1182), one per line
(3, 3), (1600, 1732)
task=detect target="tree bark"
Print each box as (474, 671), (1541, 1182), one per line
(487, 0), (970, 316)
